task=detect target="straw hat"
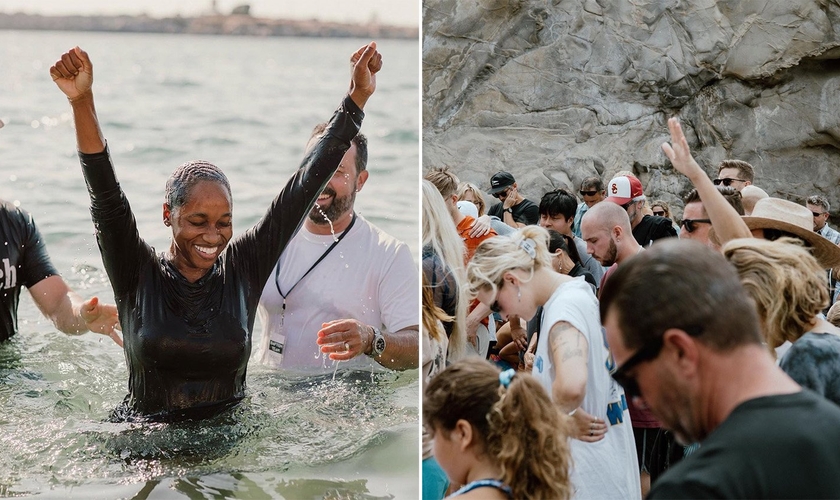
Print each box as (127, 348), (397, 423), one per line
(741, 197), (840, 269)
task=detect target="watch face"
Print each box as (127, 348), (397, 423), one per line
(374, 336), (386, 354)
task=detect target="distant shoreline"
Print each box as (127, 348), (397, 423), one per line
(0, 12), (418, 40)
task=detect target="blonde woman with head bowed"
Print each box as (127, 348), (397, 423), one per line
(423, 180), (468, 362)
(724, 237), (840, 406)
(467, 226), (641, 499)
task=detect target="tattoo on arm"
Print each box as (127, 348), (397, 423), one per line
(549, 322), (586, 363)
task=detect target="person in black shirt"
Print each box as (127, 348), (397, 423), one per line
(486, 171), (539, 228)
(0, 200), (120, 343)
(604, 175), (676, 247)
(50, 43), (381, 421)
(601, 239), (840, 499)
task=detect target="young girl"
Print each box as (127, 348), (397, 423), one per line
(423, 358), (572, 499)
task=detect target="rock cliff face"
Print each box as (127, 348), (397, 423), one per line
(423, 0), (840, 218)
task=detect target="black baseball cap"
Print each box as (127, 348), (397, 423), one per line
(488, 171), (515, 195)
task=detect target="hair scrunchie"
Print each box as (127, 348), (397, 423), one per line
(499, 368), (516, 388)
(519, 238), (537, 259)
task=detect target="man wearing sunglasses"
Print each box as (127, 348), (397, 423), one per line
(573, 176), (606, 238)
(600, 239), (840, 499)
(807, 195), (840, 245)
(805, 195), (840, 310)
(679, 186), (744, 249)
(713, 159), (754, 192)
(486, 171), (539, 228)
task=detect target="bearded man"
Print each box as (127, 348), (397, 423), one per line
(257, 125), (418, 374)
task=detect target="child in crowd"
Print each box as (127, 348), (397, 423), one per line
(423, 358), (572, 499)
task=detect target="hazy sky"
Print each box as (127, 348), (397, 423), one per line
(0, 0), (419, 27)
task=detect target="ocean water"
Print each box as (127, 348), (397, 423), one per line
(0, 30), (420, 498)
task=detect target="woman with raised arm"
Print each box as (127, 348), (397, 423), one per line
(49, 43), (381, 422)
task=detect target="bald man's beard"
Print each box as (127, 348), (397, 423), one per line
(601, 238), (619, 267)
(308, 186), (356, 226)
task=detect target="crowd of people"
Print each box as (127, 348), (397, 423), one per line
(422, 116), (840, 498)
(7, 38), (840, 500)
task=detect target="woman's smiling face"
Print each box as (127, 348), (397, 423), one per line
(165, 179), (233, 282)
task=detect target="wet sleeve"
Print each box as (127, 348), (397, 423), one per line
(78, 146), (152, 298)
(18, 211), (59, 288)
(231, 96), (364, 293)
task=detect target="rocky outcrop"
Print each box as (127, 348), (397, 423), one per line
(423, 0), (840, 218)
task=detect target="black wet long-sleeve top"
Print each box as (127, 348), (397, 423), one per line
(78, 96), (363, 421)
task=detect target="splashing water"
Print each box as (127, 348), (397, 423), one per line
(312, 203), (339, 242)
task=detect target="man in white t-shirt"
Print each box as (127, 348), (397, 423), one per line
(258, 124), (419, 374)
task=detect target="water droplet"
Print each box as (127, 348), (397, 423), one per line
(312, 203), (339, 242)
(332, 360), (341, 382)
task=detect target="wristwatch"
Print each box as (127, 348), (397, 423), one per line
(368, 327), (386, 357)
(504, 207), (513, 214)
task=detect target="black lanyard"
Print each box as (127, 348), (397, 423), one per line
(273, 212), (357, 324)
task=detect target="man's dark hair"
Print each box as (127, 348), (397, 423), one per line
(580, 176), (604, 191)
(539, 189), (577, 220)
(683, 186), (744, 216)
(599, 239), (762, 352)
(310, 122), (368, 173)
(717, 160), (755, 183)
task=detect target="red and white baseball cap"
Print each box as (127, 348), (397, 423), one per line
(605, 175), (644, 205)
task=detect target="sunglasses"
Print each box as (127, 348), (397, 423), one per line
(680, 218), (711, 233)
(712, 178), (747, 187)
(652, 210), (666, 217)
(580, 190), (600, 197)
(492, 188), (511, 199)
(611, 339), (663, 400)
(611, 325), (702, 400)
(489, 281), (505, 313)
(813, 211), (828, 218)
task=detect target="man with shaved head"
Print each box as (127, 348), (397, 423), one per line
(582, 200), (669, 496)
(581, 201), (642, 291)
